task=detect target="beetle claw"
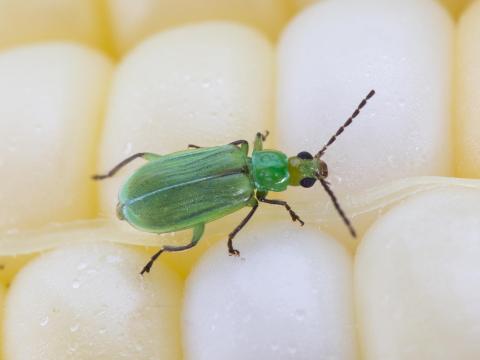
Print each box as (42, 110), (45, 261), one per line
(140, 264), (151, 275)
(229, 249), (240, 256)
(140, 248), (165, 275)
(289, 211), (304, 226)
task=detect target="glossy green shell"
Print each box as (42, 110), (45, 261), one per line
(118, 145), (254, 233)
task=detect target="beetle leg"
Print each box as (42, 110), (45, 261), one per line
(140, 223), (205, 275)
(190, 140), (248, 153)
(253, 130), (269, 151)
(227, 200), (259, 256)
(257, 192), (304, 226)
(92, 152), (161, 180)
(229, 140), (249, 155)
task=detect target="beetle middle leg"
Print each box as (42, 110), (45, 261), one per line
(189, 140), (249, 154)
(92, 152), (161, 180)
(257, 191), (304, 226)
(230, 140), (249, 155)
(227, 199), (259, 256)
(140, 223), (205, 275)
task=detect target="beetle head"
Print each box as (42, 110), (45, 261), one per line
(287, 151), (328, 188)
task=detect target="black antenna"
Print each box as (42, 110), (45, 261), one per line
(316, 89), (375, 158)
(319, 179), (356, 238)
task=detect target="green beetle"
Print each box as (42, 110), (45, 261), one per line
(94, 90), (375, 274)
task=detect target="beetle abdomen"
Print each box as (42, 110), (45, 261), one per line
(118, 145), (254, 233)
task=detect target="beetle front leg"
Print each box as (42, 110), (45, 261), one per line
(92, 152), (161, 180)
(253, 130), (269, 151)
(140, 223), (205, 275)
(227, 199), (259, 256)
(257, 191), (304, 226)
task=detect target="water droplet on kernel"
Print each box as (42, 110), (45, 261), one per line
(39, 316), (49, 327)
(294, 309), (306, 321)
(72, 279), (81, 289)
(288, 346), (298, 355)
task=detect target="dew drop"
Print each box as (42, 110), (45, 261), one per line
(68, 343), (79, 354)
(294, 309), (306, 321)
(288, 346), (298, 355)
(39, 316), (49, 327)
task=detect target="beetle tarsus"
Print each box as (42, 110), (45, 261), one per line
(258, 130), (269, 141)
(227, 237), (240, 256)
(293, 214), (305, 226)
(140, 263), (152, 275)
(140, 249), (165, 275)
(258, 197), (305, 226)
(287, 209), (304, 226)
(228, 248), (240, 256)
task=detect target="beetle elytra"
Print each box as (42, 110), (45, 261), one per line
(93, 90), (375, 274)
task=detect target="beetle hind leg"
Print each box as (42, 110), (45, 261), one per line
(92, 152), (161, 180)
(140, 223), (205, 275)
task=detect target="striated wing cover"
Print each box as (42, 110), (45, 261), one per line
(119, 145), (254, 232)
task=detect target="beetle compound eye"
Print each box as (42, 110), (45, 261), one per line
(300, 177), (316, 188)
(297, 151), (313, 160)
